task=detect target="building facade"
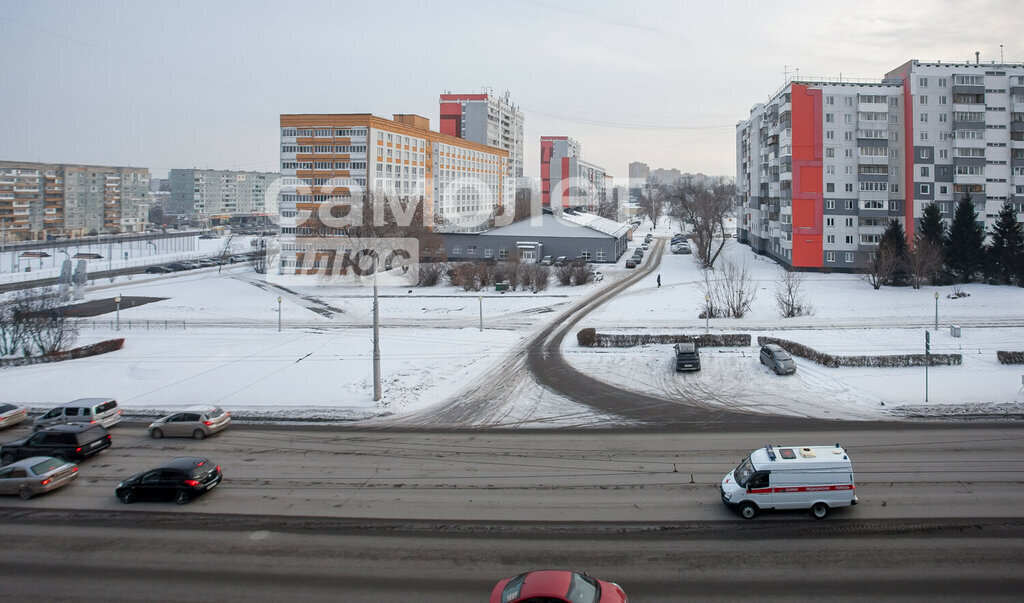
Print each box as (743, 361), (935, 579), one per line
(0, 160), (149, 240)
(439, 91), (525, 181)
(277, 113), (510, 241)
(168, 168), (278, 216)
(540, 136), (607, 210)
(738, 59), (1024, 271)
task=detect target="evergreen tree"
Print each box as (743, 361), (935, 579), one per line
(946, 194), (986, 282)
(986, 200), (1024, 285)
(878, 219), (909, 285)
(918, 202), (947, 246)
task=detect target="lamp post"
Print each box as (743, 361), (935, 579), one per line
(934, 291), (939, 330)
(114, 295), (121, 331)
(277, 296), (282, 332)
(478, 296), (483, 332)
(705, 294), (710, 333)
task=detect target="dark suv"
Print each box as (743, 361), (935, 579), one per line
(1, 424), (111, 464)
(674, 342), (701, 372)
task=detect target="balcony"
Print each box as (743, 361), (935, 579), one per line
(858, 101), (888, 113)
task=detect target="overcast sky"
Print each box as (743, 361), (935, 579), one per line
(1, 0), (1021, 181)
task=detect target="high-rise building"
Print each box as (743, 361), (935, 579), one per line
(439, 91), (525, 180)
(168, 168), (278, 216)
(540, 136), (607, 210)
(0, 160), (149, 240)
(278, 113), (510, 237)
(737, 58), (1024, 270)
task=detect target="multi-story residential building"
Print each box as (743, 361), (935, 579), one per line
(277, 113), (510, 238)
(738, 58), (1024, 271)
(540, 136), (607, 210)
(628, 161), (649, 204)
(0, 161), (149, 240)
(439, 90), (525, 181)
(168, 168), (278, 216)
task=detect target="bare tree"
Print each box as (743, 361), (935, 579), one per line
(0, 293), (30, 356)
(3, 288), (79, 356)
(774, 266), (813, 317)
(908, 235), (944, 289)
(698, 259), (757, 319)
(861, 248), (900, 290)
(638, 177), (666, 227)
(595, 195), (619, 221)
(669, 176), (736, 269)
(248, 238), (269, 274)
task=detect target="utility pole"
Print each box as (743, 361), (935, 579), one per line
(372, 262), (381, 401)
(925, 330), (931, 402)
(478, 296), (483, 332)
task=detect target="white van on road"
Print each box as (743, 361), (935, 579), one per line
(33, 398), (122, 431)
(720, 444), (857, 519)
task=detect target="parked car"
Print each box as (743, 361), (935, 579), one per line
(760, 344), (797, 375)
(644, 234), (653, 243)
(228, 255), (250, 264)
(539, 255), (553, 266)
(672, 243), (692, 255)
(625, 259), (637, 269)
(144, 265), (173, 274)
(674, 342), (701, 372)
(0, 456), (78, 500)
(115, 457), (223, 505)
(490, 570), (628, 603)
(166, 262), (190, 271)
(633, 248), (644, 258)
(148, 406), (231, 440)
(641, 243), (650, 250)
(197, 259), (218, 268)
(1, 424), (111, 464)
(553, 256), (567, 266)
(180, 261), (201, 270)
(0, 403), (28, 431)
(34, 398), (121, 431)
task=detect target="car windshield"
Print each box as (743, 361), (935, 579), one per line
(31, 458), (65, 474)
(208, 408), (224, 419)
(776, 350), (792, 361)
(734, 457), (756, 487)
(565, 572), (600, 603)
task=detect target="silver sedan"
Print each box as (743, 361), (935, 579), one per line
(0, 403), (28, 431)
(0, 456), (79, 500)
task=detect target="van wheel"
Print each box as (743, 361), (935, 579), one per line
(811, 502), (829, 519)
(150, 428), (163, 439)
(18, 487), (33, 500)
(739, 502), (757, 519)
(174, 490), (190, 505)
(192, 429), (206, 440)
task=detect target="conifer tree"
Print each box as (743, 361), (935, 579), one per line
(946, 193), (986, 282)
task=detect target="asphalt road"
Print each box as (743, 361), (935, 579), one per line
(1, 424), (1022, 600)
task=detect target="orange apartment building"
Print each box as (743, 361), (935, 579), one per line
(0, 161), (149, 241)
(278, 113), (510, 237)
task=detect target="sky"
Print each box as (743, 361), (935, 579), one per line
(1, 0), (1021, 182)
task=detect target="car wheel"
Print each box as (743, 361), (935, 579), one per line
(174, 490), (190, 505)
(150, 428), (163, 439)
(18, 487), (33, 500)
(120, 490), (135, 504)
(192, 429), (206, 440)
(811, 502), (829, 519)
(1, 453), (14, 465)
(739, 502), (757, 520)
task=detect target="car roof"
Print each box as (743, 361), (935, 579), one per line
(4, 456), (69, 469)
(60, 397), (116, 406)
(764, 344), (785, 352)
(518, 570), (575, 598)
(39, 423), (102, 433)
(157, 457), (212, 471)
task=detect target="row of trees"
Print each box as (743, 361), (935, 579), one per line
(870, 194), (1024, 289)
(0, 288), (80, 358)
(636, 175), (737, 270)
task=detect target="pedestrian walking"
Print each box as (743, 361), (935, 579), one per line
(657, 274), (661, 288)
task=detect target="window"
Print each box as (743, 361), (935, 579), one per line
(919, 78), (928, 87)
(826, 235), (835, 244)
(825, 200), (835, 209)
(826, 183), (835, 192)
(920, 131), (929, 141)
(845, 200), (855, 210)
(845, 217), (854, 227)
(596, 250), (606, 262)
(826, 148), (835, 158)
(452, 246), (462, 255)
(920, 113), (928, 123)
(845, 235), (854, 244)
(845, 252), (854, 263)
(826, 130), (835, 140)
(939, 185), (948, 195)
(498, 248), (508, 260)
(844, 131), (853, 141)
(921, 166), (930, 177)
(826, 217), (835, 226)
(844, 114), (852, 124)
(826, 113), (834, 123)
(826, 251), (836, 262)
(920, 184), (931, 195)
(920, 148), (931, 159)
(581, 250), (591, 261)
(845, 183), (854, 192)
(484, 247), (493, 259)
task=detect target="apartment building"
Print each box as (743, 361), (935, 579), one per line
(440, 90), (525, 180)
(737, 58), (1024, 270)
(168, 168), (278, 216)
(0, 160), (149, 240)
(540, 136), (607, 210)
(277, 113), (510, 239)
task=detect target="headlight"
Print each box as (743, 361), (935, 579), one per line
(118, 481), (125, 488)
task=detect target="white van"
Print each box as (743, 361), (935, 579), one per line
(33, 398), (122, 431)
(720, 444), (857, 519)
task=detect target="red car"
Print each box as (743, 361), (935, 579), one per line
(490, 570), (627, 603)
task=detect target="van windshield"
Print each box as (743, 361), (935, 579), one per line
(734, 457), (756, 487)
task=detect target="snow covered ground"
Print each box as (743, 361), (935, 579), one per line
(2, 216), (1024, 424)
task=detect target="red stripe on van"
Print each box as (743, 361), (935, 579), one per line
(748, 485), (854, 494)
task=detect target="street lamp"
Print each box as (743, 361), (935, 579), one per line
(705, 294), (710, 333)
(114, 295), (121, 331)
(934, 291), (939, 330)
(277, 296), (282, 332)
(478, 296), (483, 332)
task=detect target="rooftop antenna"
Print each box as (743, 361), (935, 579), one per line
(975, 51), (980, 64)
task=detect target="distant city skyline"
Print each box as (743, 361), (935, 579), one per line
(1, 0), (1021, 181)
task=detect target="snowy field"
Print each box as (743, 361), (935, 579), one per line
(2, 216), (1024, 425)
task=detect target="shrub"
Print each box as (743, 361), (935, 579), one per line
(577, 328), (597, 347)
(417, 262), (447, 287)
(996, 351), (1024, 365)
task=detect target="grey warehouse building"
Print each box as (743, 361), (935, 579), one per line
(443, 211), (630, 263)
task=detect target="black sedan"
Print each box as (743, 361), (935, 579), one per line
(116, 457), (222, 505)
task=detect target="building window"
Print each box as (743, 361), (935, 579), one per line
(498, 248), (508, 260)
(826, 183), (835, 192)
(920, 184), (931, 195)
(596, 249), (605, 262)
(919, 94), (928, 104)
(580, 250), (591, 261)
(920, 113), (928, 123)
(826, 235), (835, 244)
(825, 200), (835, 210)
(826, 251), (836, 262)
(826, 217), (835, 227)
(845, 252), (854, 263)
(484, 247), (493, 259)
(845, 217), (854, 227)
(845, 183), (854, 192)
(919, 78), (928, 87)
(921, 166), (930, 177)
(452, 246), (462, 255)
(845, 200), (854, 210)
(845, 235), (854, 244)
